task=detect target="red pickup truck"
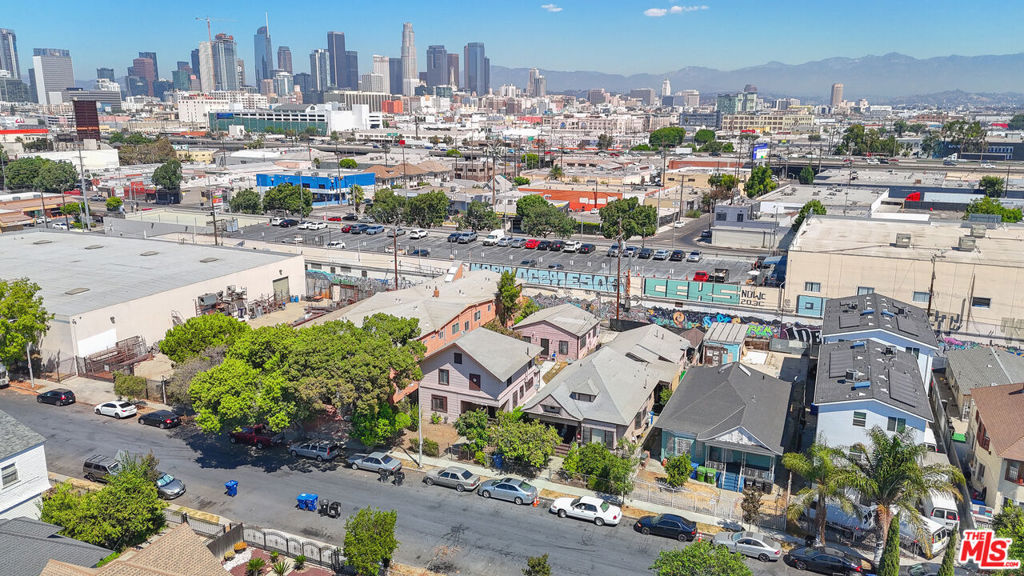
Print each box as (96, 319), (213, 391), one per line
(228, 424), (283, 448)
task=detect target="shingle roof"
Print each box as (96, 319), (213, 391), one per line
(448, 328), (542, 381)
(0, 518), (111, 576)
(822, 293), (939, 350)
(0, 408), (45, 460)
(972, 383), (1024, 461)
(813, 340), (932, 421)
(947, 347), (1024, 395)
(605, 323), (689, 364)
(656, 363), (792, 456)
(705, 322), (748, 345)
(516, 303), (600, 337)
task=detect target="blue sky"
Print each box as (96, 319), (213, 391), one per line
(4, 0), (1022, 82)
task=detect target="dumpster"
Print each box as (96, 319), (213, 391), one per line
(225, 480), (238, 497)
(492, 453), (503, 470)
(297, 493), (319, 511)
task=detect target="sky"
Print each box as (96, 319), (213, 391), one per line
(4, 0), (1023, 83)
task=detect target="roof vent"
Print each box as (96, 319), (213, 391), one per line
(64, 287), (90, 295)
(851, 341), (866, 349)
(852, 381), (871, 389)
(970, 224), (987, 238)
(958, 236), (976, 252)
(32, 239), (52, 245)
(84, 244), (103, 250)
(845, 369), (857, 380)
(141, 251), (158, 256)
(895, 233), (911, 248)
(860, 309), (875, 316)
(200, 257), (219, 263)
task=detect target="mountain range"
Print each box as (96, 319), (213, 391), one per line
(490, 52), (1024, 103)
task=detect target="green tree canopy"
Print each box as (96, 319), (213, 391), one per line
(405, 190), (448, 228)
(105, 196), (124, 211)
(343, 508), (399, 576)
(783, 442), (855, 547)
(262, 183), (312, 216)
(744, 165), (777, 198)
(151, 159), (182, 191)
(835, 124), (904, 156)
(596, 133), (614, 150)
(370, 187), (407, 225)
(458, 200), (500, 231)
(993, 501), (1024, 574)
(1009, 114), (1024, 131)
(339, 158), (358, 169)
(941, 120), (987, 153)
(523, 554), (552, 576)
(965, 196), (1022, 223)
(513, 176), (530, 186)
(548, 165), (564, 181)
(521, 153), (540, 169)
(650, 541), (752, 576)
(516, 194), (548, 219)
(598, 197), (657, 242)
(792, 199), (827, 230)
(664, 455), (692, 488)
(445, 148), (462, 158)
(630, 144), (654, 152)
(189, 357), (295, 432)
(799, 164), (815, 185)
(61, 202), (82, 217)
(4, 157), (45, 189)
(497, 271), (521, 326)
(980, 175), (1006, 198)
(0, 278), (52, 367)
(350, 184), (365, 213)
(708, 173), (738, 192)
(521, 201), (575, 238)
(351, 401), (411, 447)
(34, 160), (78, 193)
(648, 126), (687, 148)
(694, 129), (716, 145)
(159, 313), (250, 364)
(491, 409), (560, 469)
(937, 529), (958, 576)
(229, 188), (263, 214)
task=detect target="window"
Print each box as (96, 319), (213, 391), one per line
(1, 464), (17, 488)
(887, 417), (906, 433)
(431, 395), (447, 412)
(558, 341), (569, 355)
(512, 391), (519, 405)
(804, 301), (816, 310)
(438, 369), (450, 386)
(464, 321), (469, 331)
(542, 405), (560, 414)
(571, 392), (594, 402)
(469, 374), (481, 391)
(506, 376), (512, 387)
(634, 410), (644, 429)
(978, 462), (987, 478)
(857, 286), (875, 295)
(972, 297), (991, 309)
(852, 411), (867, 427)
(580, 334), (587, 349)
(451, 323), (460, 335)
(716, 212), (726, 221)
(453, 352), (463, 365)
(1006, 461), (1022, 483)
(977, 421), (991, 451)
(906, 347), (920, 358)
(804, 282), (821, 293)
(488, 304), (492, 311)
(474, 310), (481, 321)
(913, 291), (930, 304)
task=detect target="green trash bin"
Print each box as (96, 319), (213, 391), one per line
(696, 467), (706, 483)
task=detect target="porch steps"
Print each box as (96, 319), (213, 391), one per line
(554, 443), (572, 457)
(720, 471), (741, 492)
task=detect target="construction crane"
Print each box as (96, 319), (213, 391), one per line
(194, 16), (234, 43)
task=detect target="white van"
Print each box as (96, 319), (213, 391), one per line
(901, 512), (951, 559)
(482, 229), (505, 246)
(923, 427), (938, 452)
(921, 489), (960, 529)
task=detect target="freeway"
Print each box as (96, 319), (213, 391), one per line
(4, 390), (809, 576)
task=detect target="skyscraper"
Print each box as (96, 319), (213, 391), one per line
(661, 78), (671, 97)
(236, 58), (245, 89)
(360, 73), (385, 93)
(197, 42), (214, 92)
(426, 45), (447, 87)
(372, 55), (390, 95)
(527, 67), (538, 96)
(190, 49), (201, 87)
(309, 49), (329, 93)
(129, 56), (155, 96)
(31, 48), (74, 105)
(138, 51), (159, 79)
(254, 26), (272, 85)
(446, 53), (459, 89)
(344, 50), (359, 90)
(0, 29), (19, 80)
(830, 83), (844, 107)
(463, 42), (488, 95)
(96, 67), (115, 81)
(327, 31), (345, 88)
(533, 74), (546, 98)
(211, 33), (238, 91)
(273, 71), (293, 97)
(172, 68), (191, 91)
(400, 23), (416, 96)
(388, 58), (402, 96)
(277, 46), (292, 73)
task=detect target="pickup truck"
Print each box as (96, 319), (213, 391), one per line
(228, 424), (283, 448)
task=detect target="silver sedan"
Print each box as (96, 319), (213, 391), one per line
(711, 531), (782, 562)
(424, 466), (481, 492)
(478, 477), (538, 505)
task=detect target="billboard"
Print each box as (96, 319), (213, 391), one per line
(751, 143), (769, 160)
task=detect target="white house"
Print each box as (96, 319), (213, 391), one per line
(0, 409), (49, 520)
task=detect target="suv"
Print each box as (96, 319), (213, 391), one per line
(458, 231), (478, 243)
(83, 455), (122, 483)
(289, 441), (343, 462)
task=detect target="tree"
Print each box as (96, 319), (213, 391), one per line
(118, 137), (176, 166)
(454, 409), (491, 452)
(547, 165), (564, 181)
(596, 133), (613, 150)
(113, 372), (147, 401)
(5, 157), (45, 189)
(189, 358), (296, 433)
(893, 119), (909, 137)
(741, 486), (765, 526)
(799, 164), (815, 185)
(491, 408), (559, 469)
(708, 173), (738, 193)
(343, 507), (399, 576)
(694, 129), (716, 145)
(523, 554), (552, 576)
(0, 279), (51, 368)
(965, 196), (1023, 223)
(513, 176), (530, 186)
(650, 541), (752, 576)
(339, 158), (358, 169)
(262, 183), (311, 216)
(459, 200), (500, 231)
(351, 402), (410, 447)
(34, 160), (78, 193)
(405, 190), (448, 228)
(230, 188), (263, 214)
(993, 501), (1024, 574)
(664, 455), (692, 488)
(937, 529), (958, 576)
(878, 514), (901, 576)
(783, 442), (854, 547)
(838, 427), (965, 562)
(521, 153), (540, 169)
(350, 184), (365, 213)
(744, 165), (777, 198)
(497, 271), (521, 326)
(792, 199), (827, 230)
(159, 313), (250, 364)
(980, 175), (1006, 198)
(516, 194), (548, 219)
(1010, 113), (1024, 131)
(152, 159), (182, 191)
(370, 187), (407, 225)
(599, 197), (657, 244)
(521, 202), (575, 238)
(445, 148), (461, 158)
(105, 196), (123, 211)
(61, 202), (82, 218)
(648, 126), (687, 148)
(630, 144), (654, 152)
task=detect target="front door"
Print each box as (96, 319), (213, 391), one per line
(540, 338), (550, 356)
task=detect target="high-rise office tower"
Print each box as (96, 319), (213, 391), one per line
(309, 49), (329, 93)
(293, 72), (312, 95)
(327, 31), (345, 88)
(446, 53), (459, 89)
(533, 74), (546, 98)
(830, 83), (844, 107)
(372, 55), (390, 95)
(0, 29), (19, 80)
(426, 45), (447, 88)
(138, 51), (158, 79)
(197, 42), (214, 92)
(96, 67), (115, 81)
(31, 48), (74, 105)
(463, 42), (488, 95)
(388, 58), (402, 96)
(277, 46), (292, 73)
(190, 49), (201, 86)
(236, 59), (245, 88)
(211, 33), (238, 91)
(129, 57), (155, 96)
(273, 71), (293, 96)
(254, 26), (272, 85)
(360, 73), (385, 93)
(344, 50), (359, 90)
(172, 68), (191, 91)
(661, 78), (671, 97)
(400, 22), (416, 96)
(681, 89), (700, 107)
(527, 68), (538, 96)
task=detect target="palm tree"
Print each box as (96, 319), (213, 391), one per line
(783, 442), (856, 547)
(245, 557), (266, 576)
(548, 166), (564, 181)
(838, 427), (965, 562)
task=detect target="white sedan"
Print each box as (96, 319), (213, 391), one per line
(409, 229), (428, 239)
(308, 221), (328, 230)
(549, 496), (621, 526)
(94, 400), (138, 419)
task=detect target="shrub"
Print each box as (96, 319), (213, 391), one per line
(664, 455), (692, 488)
(224, 551), (236, 561)
(430, 412), (442, 425)
(269, 551), (279, 562)
(293, 554), (306, 570)
(474, 451), (488, 467)
(422, 438), (440, 457)
(113, 372), (147, 401)
(561, 443), (581, 476)
(246, 557), (266, 576)
(234, 541), (248, 552)
(685, 209), (703, 218)
(272, 560), (288, 576)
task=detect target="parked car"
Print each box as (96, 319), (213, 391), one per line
(670, 249), (685, 261)
(138, 410), (181, 429)
(458, 231), (478, 243)
(357, 216), (375, 223)
(607, 244), (620, 257)
(590, 208), (600, 214)
(83, 455), (121, 482)
(784, 546), (871, 575)
(687, 250), (702, 262)
(409, 248), (431, 257)
(308, 221), (327, 230)
(424, 466), (481, 492)
(270, 217), (284, 226)
(289, 441), (342, 462)
(388, 227), (406, 237)
(699, 229), (712, 240)
(327, 240), (346, 248)
(447, 232), (462, 242)
(279, 219), (300, 228)
(562, 241), (582, 252)
(693, 271), (710, 282)
(347, 452), (402, 473)
(341, 213), (358, 222)
(536, 240), (552, 250)
(652, 249), (670, 260)
(623, 246), (638, 257)
(94, 400), (137, 419)
(228, 424), (283, 448)
(496, 237), (510, 247)
(672, 220), (687, 228)
(328, 216), (343, 222)
(155, 472), (186, 499)
(712, 531), (782, 562)
(509, 237), (527, 248)
(37, 388), (76, 406)
(351, 224), (369, 234)
(297, 221), (312, 230)
(549, 496), (621, 526)
(478, 477), (538, 505)
(341, 225), (353, 233)
(904, 563), (973, 576)
(52, 222), (68, 230)
(89, 194), (105, 202)
(548, 240), (566, 251)
(520, 259), (538, 267)
(365, 225), (385, 235)
(524, 239), (541, 249)
(579, 243), (596, 254)
(548, 263), (565, 270)
(634, 514), (697, 541)
(409, 229), (428, 239)
(638, 248), (653, 259)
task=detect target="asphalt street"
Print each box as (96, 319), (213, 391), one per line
(4, 391), (815, 576)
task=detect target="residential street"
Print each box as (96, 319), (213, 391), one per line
(6, 390), (808, 576)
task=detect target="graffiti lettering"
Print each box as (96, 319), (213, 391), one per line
(645, 278), (778, 309)
(468, 263), (619, 293)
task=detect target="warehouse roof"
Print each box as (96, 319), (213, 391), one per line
(0, 231), (301, 317)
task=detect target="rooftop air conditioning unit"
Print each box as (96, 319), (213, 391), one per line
(895, 233), (912, 248)
(958, 236), (976, 251)
(971, 224), (987, 238)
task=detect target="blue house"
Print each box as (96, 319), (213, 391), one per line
(256, 171), (375, 207)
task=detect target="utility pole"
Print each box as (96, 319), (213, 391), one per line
(77, 138), (91, 229)
(615, 217), (624, 322)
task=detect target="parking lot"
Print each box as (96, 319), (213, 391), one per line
(230, 221), (755, 281)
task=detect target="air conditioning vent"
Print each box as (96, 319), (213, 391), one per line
(971, 224), (987, 238)
(958, 236), (976, 251)
(895, 233), (911, 248)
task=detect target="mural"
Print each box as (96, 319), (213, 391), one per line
(643, 278), (780, 308)
(468, 263), (620, 293)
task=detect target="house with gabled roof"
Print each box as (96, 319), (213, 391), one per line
(0, 409), (49, 521)
(516, 303), (601, 361)
(0, 517), (111, 576)
(967, 383), (1024, 515)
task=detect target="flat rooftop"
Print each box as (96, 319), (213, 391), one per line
(759, 184), (888, 211)
(0, 230), (300, 317)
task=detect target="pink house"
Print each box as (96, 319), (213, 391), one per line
(420, 328), (543, 421)
(516, 303), (601, 361)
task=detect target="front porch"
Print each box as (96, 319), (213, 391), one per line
(702, 443), (776, 493)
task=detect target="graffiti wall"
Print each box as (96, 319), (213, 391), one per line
(467, 263), (620, 293)
(643, 278), (781, 308)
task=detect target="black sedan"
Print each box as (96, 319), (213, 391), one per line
(36, 388), (76, 406)
(447, 232), (462, 242)
(342, 213), (359, 221)
(279, 219), (300, 228)
(579, 243), (596, 254)
(784, 546), (871, 575)
(670, 249), (685, 261)
(638, 247), (654, 259)
(633, 514), (697, 542)
(548, 263), (565, 270)
(537, 240), (552, 250)
(549, 240), (565, 251)
(520, 259), (539, 267)
(138, 410), (182, 429)
(409, 248), (431, 257)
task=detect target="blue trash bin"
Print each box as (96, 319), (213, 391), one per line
(306, 494), (319, 511)
(297, 493), (310, 509)
(492, 453), (503, 470)
(225, 480), (238, 497)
